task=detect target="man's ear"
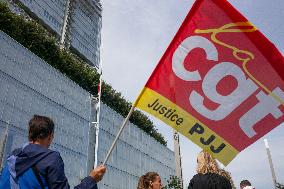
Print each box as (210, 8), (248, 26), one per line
(48, 133), (54, 142)
(150, 181), (153, 186)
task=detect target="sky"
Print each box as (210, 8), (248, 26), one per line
(100, 0), (284, 188)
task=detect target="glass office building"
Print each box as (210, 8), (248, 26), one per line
(0, 31), (175, 188)
(15, 0), (102, 67)
(0, 31), (92, 187)
(12, 0), (66, 35)
(69, 0), (102, 67)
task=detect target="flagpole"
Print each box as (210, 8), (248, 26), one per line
(102, 86), (146, 165)
(94, 73), (102, 168)
(173, 131), (183, 188)
(94, 35), (104, 168)
(264, 139), (277, 189)
(102, 105), (136, 165)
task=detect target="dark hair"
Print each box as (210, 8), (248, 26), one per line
(28, 115), (54, 141)
(240, 180), (251, 187)
(137, 172), (159, 189)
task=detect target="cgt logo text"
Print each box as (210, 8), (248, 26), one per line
(172, 35), (284, 138)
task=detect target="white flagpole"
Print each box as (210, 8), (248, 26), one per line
(94, 37), (103, 168)
(94, 73), (102, 168)
(264, 139), (277, 189)
(102, 105), (135, 165)
(173, 131), (183, 187)
(102, 87), (146, 165)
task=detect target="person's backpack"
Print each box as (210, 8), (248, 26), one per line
(0, 163), (48, 189)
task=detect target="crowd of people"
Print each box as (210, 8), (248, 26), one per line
(136, 151), (255, 189)
(0, 115), (255, 189)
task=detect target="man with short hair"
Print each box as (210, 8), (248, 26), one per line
(0, 115), (106, 189)
(240, 180), (255, 189)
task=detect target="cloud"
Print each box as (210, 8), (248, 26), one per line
(101, 0), (192, 101)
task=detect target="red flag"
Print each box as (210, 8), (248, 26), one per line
(135, 0), (284, 165)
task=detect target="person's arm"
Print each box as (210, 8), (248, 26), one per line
(74, 165), (106, 189)
(46, 152), (106, 189)
(74, 176), (98, 189)
(45, 152), (70, 189)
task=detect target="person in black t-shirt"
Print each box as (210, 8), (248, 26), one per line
(188, 150), (233, 189)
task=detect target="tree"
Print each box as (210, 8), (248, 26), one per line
(276, 182), (284, 189)
(164, 175), (183, 189)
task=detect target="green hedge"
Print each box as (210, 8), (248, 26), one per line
(0, 2), (166, 145)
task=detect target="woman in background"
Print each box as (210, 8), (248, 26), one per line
(137, 172), (163, 189)
(188, 150), (232, 189)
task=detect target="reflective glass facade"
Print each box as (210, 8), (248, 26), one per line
(0, 31), (92, 187)
(0, 6), (175, 187)
(17, 0), (102, 67)
(70, 0), (102, 67)
(18, 0), (66, 35)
